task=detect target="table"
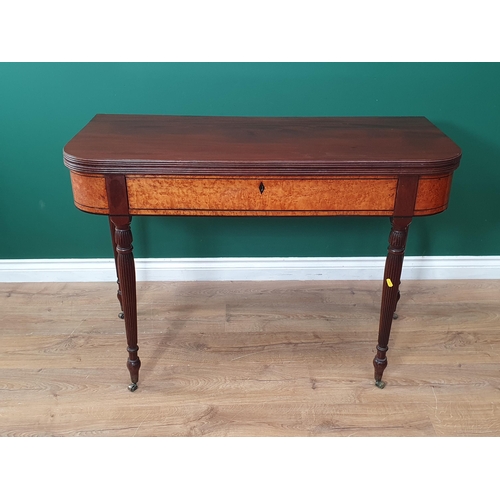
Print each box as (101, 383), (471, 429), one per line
(63, 115), (462, 391)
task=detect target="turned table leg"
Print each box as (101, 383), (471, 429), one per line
(109, 217), (124, 320)
(374, 217), (411, 389)
(110, 215), (141, 392)
(393, 290), (401, 320)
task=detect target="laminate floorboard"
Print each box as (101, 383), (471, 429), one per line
(1, 280), (499, 436)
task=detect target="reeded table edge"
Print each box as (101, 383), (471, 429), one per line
(63, 152), (462, 177)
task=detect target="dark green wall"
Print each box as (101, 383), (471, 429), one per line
(1, 63), (499, 259)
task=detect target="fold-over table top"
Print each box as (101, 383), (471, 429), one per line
(63, 115), (462, 176)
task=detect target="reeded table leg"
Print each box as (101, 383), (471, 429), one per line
(393, 290), (401, 320)
(109, 217), (124, 319)
(110, 215), (141, 391)
(374, 217), (411, 388)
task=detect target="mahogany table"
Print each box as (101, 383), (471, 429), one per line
(63, 115), (462, 391)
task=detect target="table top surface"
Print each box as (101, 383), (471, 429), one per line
(63, 115), (462, 176)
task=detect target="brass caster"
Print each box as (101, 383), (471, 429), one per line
(375, 380), (386, 389)
(393, 312), (398, 320)
(118, 312), (125, 320)
(128, 383), (138, 392)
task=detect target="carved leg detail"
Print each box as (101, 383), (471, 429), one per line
(374, 346), (388, 389)
(374, 217), (411, 388)
(110, 216), (141, 391)
(109, 217), (124, 319)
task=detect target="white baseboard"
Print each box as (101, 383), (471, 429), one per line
(1, 256), (500, 282)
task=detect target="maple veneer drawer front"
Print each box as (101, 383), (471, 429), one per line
(126, 176), (398, 215)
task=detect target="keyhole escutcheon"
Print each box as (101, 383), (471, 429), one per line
(259, 182), (265, 194)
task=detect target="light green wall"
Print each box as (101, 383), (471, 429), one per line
(0, 63), (498, 259)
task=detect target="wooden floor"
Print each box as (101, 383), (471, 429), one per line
(1, 280), (499, 436)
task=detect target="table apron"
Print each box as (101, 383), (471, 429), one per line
(69, 172), (453, 217)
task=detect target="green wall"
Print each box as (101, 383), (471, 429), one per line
(1, 63), (499, 259)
